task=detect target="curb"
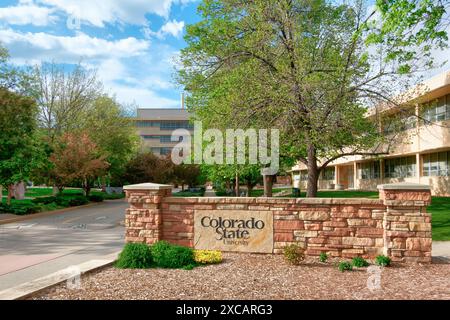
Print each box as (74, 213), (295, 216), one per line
(0, 252), (119, 300)
(0, 199), (124, 226)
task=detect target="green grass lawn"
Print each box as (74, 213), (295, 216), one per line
(172, 190), (205, 197)
(2, 187), (86, 198)
(249, 188), (284, 197)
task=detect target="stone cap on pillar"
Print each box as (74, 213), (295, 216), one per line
(377, 182), (431, 191)
(123, 183), (173, 190)
(377, 182), (431, 206)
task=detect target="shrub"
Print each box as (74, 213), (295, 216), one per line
(338, 261), (353, 272)
(55, 196), (69, 207)
(375, 255), (391, 267)
(151, 241), (195, 268)
(319, 252), (328, 263)
(88, 194), (104, 202)
(32, 196), (57, 204)
(68, 196), (89, 206)
(352, 256), (369, 267)
(283, 244), (305, 265)
(0, 203), (42, 215)
(102, 193), (125, 200)
(115, 243), (153, 269)
(194, 250), (223, 264)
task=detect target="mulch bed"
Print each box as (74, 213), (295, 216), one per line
(32, 253), (450, 300)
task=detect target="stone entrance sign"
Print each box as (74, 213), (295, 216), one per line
(124, 182), (433, 263)
(194, 210), (273, 253)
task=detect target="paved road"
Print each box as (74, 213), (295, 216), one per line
(0, 200), (127, 291)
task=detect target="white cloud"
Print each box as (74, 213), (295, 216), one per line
(93, 50), (179, 108)
(0, 29), (150, 63)
(143, 19), (185, 40)
(159, 19), (185, 38)
(0, 3), (57, 26)
(36, 0), (175, 27)
(105, 84), (180, 108)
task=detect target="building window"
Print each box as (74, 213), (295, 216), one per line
(358, 161), (380, 179)
(403, 115), (417, 131)
(322, 167), (335, 180)
(384, 156), (416, 178)
(382, 113), (416, 134)
(300, 170), (308, 181)
(421, 94), (450, 124)
(160, 121), (194, 130)
(160, 147), (172, 156)
(136, 121), (160, 127)
(142, 135), (160, 139)
(160, 136), (173, 143)
(150, 147), (160, 155)
(382, 120), (396, 135)
(423, 151), (450, 176)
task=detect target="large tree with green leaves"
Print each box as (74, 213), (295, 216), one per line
(0, 88), (43, 204)
(178, 0), (449, 197)
(80, 95), (139, 187)
(33, 62), (103, 142)
(0, 44), (35, 96)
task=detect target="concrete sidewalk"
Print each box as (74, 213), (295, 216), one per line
(432, 241), (450, 260)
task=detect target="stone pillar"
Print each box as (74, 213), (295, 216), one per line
(123, 183), (172, 245)
(378, 183), (432, 263)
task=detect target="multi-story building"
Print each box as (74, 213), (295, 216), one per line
(135, 107), (193, 156)
(291, 71), (450, 196)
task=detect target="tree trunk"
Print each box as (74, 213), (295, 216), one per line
(85, 185), (91, 197)
(7, 184), (14, 205)
(84, 179), (91, 197)
(306, 144), (319, 197)
(235, 171), (240, 197)
(263, 174), (273, 197)
(246, 181), (254, 197)
(101, 176), (107, 192)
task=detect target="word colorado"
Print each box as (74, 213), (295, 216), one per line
(200, 216), (265, 242)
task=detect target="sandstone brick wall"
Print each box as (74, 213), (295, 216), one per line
(124, 184), (432, 263)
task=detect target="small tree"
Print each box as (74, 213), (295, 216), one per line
(122, 152), (175, 185)
(50, 133), (109, 196)
(172, 164), (201, 190)
(240, 165), (263, 196)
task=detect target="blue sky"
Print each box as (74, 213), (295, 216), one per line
(0, 0), (202, 108)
